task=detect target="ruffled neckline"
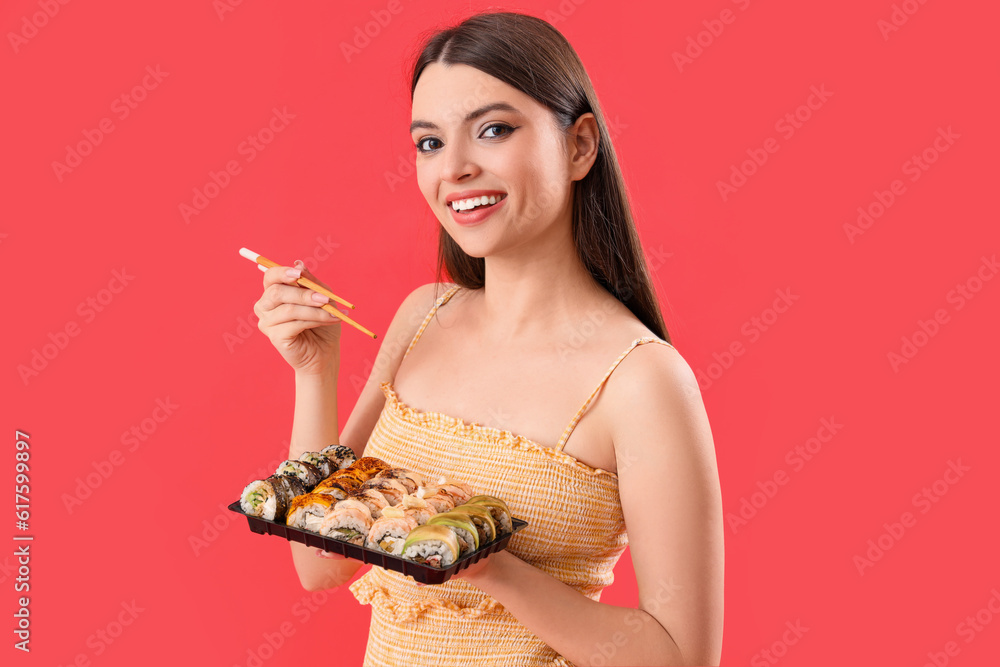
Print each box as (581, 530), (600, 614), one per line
(380, 381), (620, 481)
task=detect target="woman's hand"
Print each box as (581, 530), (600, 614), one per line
(448, 550), (505, 586)
(253, 260), (343, 376)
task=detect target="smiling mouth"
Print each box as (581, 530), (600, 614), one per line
(450, 194), (507, 212)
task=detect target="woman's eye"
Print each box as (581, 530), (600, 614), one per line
(415, 137), (442, 153)
(481, 123), (514, 139)
(415, 124), (514, 153)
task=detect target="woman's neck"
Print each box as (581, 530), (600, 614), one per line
(475, 238), (609, 347)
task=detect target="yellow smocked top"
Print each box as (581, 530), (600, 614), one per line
(350, 284), (675, 667)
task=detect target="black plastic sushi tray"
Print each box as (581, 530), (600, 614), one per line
(228, 501), (527, 584)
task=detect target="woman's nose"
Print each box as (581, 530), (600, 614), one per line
(439, 139), (480, 182)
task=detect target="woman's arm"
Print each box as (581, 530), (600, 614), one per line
(461, 345), (724, 666)
(287, 282), (449, 592)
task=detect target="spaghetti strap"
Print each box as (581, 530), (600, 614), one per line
(403, 284), (462, 359)
(554, 336), (675, 452)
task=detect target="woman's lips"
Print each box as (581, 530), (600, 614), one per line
(448, 194), (508, 226)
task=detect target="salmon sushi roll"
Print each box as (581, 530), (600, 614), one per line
(366, 507), (419, 555)
(319, 498), (373, 545)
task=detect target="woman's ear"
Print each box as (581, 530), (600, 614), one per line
(567, 112), (600, 182)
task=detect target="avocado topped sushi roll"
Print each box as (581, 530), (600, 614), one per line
(401, 524), (461, 568)
(426, 511), (479, 556)
(453, 504), (497, 544)
(466, 495), (513, 535)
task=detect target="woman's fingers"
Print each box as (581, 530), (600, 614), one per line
(265, 316), (339, 343)
(255, 283), (333, 318)
(295, 260), (336, 293)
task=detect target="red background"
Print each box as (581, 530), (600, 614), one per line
(4, 0), (998, 665)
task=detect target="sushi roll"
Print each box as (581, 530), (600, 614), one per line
(399, 493), (437, 526)
(426, 511), (479, 556)
(285, 493), (338, 532)
(320, 444), (357, 470)
(275, 459), (322, 489)
(453, 504), (497, 544)
(359, 478), (408, 506)
(313, 473), (362, 500)
(422, 491), (456, 514)
(239, 474), (305, 521)
(374, 468), (424, 494)
(298, 451), (335, 479)
(401, 525), (461, 568)
(273, 473), (307, 501)
(351, 488), (390, 519)
(366, 507), (418, 555)
(466, 495), (513, 535)
(431, 480), (474, 505)
(352, 456), (392, 480)
(318, 498), (373, 545)
(240, 475), (285, 521)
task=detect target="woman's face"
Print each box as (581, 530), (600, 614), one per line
(410, 63), (577, 257)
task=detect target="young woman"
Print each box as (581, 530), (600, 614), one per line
(252, 11), (723, 666)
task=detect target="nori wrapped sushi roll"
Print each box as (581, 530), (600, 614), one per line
(275, 459), (322, 489)
(320, 444), (357, 470)
(240, 473), (305, 521)
(298, 451), (336, 479)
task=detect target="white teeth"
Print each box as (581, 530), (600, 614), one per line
(451, 194), (505, 211)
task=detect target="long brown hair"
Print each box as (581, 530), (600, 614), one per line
(410, 11), (670, 344)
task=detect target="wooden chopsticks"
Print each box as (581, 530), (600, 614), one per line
(239, 247), (378, 339)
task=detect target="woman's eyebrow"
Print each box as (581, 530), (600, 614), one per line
(410, 102), (521, 133)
